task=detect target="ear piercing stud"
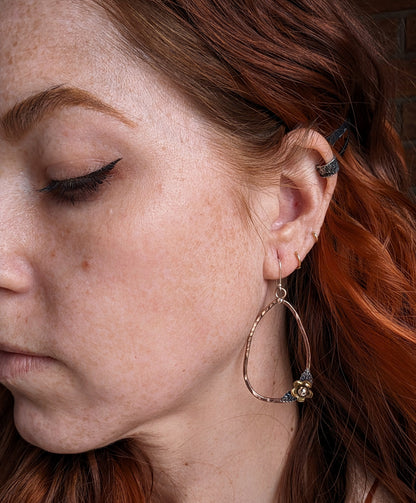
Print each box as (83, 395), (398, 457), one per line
(295, 251), (302, 269)
(295, 233), (318, 270)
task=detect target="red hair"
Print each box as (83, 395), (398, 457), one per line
(1, 0), (415, 501)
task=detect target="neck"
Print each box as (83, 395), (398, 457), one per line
(141, 310), (298, 503)
(154, 403), (297, 503)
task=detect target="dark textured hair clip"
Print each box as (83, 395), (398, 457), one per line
(316, 121), (349, 177)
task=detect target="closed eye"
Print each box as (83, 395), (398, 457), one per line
(39, 158), (122, 205)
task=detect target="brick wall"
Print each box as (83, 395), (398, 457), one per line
(352, 0), (416, 184)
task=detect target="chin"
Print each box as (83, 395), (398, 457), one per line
(15, 423), (93, 454)
(13, 401), (110, 454)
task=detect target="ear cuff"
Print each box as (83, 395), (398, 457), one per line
(316, 121), (349, 178)
(316, 158), (339, 177)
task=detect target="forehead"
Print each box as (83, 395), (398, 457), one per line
(0, 0), (118, 110)
(0, 0), (217, 169)
(0, 0), (203, 139)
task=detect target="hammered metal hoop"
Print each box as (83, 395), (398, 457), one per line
(243, 261), (313, 403)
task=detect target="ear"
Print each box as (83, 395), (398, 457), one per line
(261, 129), (337, 279)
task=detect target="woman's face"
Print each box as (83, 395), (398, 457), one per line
(0, 0), (269, 453)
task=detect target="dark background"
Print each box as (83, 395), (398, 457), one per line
(353, 0), (416, 184)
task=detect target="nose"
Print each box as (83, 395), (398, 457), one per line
(0, 251), (34, 294)
(0, 177), (36, 294)
(0, 205), (35, 293)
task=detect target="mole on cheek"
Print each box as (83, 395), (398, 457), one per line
(81, 260), (90, 271)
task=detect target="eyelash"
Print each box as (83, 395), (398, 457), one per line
(39, 158), (122, 205)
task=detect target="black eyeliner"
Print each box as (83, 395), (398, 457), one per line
(38, 158), (122, 205)
(39, 158), (122, 194)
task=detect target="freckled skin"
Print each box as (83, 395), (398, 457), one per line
(0, 0), (288, 455)
(0, 2), (349, 500)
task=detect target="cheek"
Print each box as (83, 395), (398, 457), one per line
(41, 183), (263, 416)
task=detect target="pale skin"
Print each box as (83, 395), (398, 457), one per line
(1, 1), (392, 502)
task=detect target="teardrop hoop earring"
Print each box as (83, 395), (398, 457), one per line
(243, 259), (313, 403)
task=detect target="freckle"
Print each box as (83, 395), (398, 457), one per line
(81, 260), (90, 271)
(184, 462), (189, 466)
(50, 250), (56, 258)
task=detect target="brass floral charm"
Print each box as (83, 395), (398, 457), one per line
(291, 379), (313, 402)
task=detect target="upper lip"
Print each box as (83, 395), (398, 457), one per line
(0, 343), (47, 357)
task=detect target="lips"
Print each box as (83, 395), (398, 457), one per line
(0, 346), (53, 381)
(0, 343), (42, 357)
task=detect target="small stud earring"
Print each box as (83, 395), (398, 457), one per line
(295, 251), (302, 269)
(312, 231), (319, 243)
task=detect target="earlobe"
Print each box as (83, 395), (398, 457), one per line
(262, 129), (338, 280)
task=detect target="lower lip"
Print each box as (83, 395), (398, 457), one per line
(0, 351), (53, 380)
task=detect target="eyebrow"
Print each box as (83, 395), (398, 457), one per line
(1, 85), (136, 141)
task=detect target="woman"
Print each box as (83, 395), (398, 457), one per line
(0, 0), (415, 501)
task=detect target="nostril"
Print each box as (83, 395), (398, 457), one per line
(0, 256), (34, 294)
